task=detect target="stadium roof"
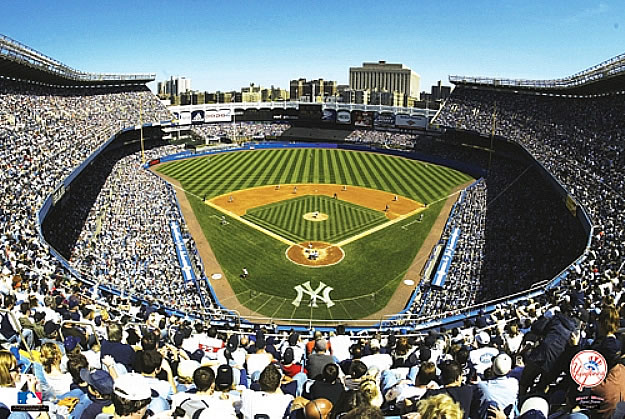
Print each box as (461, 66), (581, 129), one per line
(0, 34), (155, 87)
(449, 52), (625, 95)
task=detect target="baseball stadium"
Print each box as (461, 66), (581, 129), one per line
(0, 27), (624, 417)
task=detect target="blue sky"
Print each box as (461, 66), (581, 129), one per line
(1, 1), (624, 93)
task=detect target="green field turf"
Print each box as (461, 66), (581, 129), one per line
(157, 148), (474, 321)
(243, 195), (388, 243)
(157, 148), (470, 203)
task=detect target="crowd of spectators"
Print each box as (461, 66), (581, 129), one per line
(0, 78), (169, 302)
(436, 86), (624, 309)
(2, 69), (625, 418)
(41, 141), (221, 316)
(192, 122), (290, 141)
(0, 274), (623, 418)
(345, 130), (418, 147)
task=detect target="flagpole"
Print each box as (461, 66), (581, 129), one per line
(140, 95), (145, 164)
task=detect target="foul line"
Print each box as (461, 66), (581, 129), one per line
(204, 200), (296, 246)
(334, 206), (425, 247)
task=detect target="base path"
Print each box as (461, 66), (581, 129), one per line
(154, 170), (268, 319)
(155, 167), (473, 323)
(361, 180), (474, 322)
(210, 184), (423, 220)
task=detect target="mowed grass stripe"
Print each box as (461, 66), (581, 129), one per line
(183, 152), (241, 190)
(343, 151), (363, 185)
(359, 152), (389, 191)
(248, 149), (282, 187)
(335, 150), (353, 185)
(158, 148), (472, 204)
(374, 156), (413, 198)
(301, 149), (313, 182)
(395, 158), (438, 203)
(328, 149), (346, 185)
(323, 150), (336, 184)
(403, 163), (439, 203)
(293, 150), (307, 183)
(190, 153), (247, 196)
(416, 164), (452, 196)
(232, 149), (275, 190)
(275, 149), (295, 185)
(267, 149), (290, 185)
(369, 154), (406, 196)
(248, 150), (280, 188)
(191, 152), (250, 196)
(383, 156), (430, 202)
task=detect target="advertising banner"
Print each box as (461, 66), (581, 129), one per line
(170, 221), (197, 284)
(374, 112), (395, 127)
(353, 111), (373, 127)
(179, 111), (192, 125)
(336, 110), (351, 124)
(431, 227), (461, 288)
(205, 109), (232, 123)
(191, 110), (205, 124)
(322, 109), (336, 123)
(395, 114), (428, 129)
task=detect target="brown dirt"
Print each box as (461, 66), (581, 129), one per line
(361, 180), (475, 322)
(154, 165), (474, 323)
(210, 184), (423, 220)
(286, 241), (345, 267)
(154, 170), (267, 319)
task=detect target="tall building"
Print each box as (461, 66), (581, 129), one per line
(349, 61), (420, 105)
(430, 80), (451, 101)
(261, 86), (289, 101)
(289, 78), (337, 102)
(241, 83), (262, 102)
(159, 76), (192, 97)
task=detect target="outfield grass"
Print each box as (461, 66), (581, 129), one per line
(243, 195), (388, 243)
(158, 148), (470, 203)
(158, 149), (473, 320)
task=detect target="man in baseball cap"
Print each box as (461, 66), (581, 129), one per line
(110, 373), (152, 418)
(476, 354), (519, 417)
(469, 331), (498, 377)
(72, 368), (114, 419)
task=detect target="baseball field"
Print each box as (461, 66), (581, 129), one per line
(156, 148), (473, 321)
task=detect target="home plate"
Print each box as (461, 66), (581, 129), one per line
(403, 279), (415, 286)
(211, 273), (223, 280)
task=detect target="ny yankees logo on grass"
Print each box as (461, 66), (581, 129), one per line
(292, 281), (335, 308)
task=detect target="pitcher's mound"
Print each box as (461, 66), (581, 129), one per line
(303, 212), (329, 222)
(286, 241), (344, 267)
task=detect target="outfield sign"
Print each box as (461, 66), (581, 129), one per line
(353, 111), (373, 127)
(374, 112), (395, 127)
(292, 281), (335, 308)
(336, 110), (351, 124)
(191, 110), (205, 124)
(205, 109), (232, 123)
(170, 221), (196, 284)
(395, 114), (427, 129)
(431, 227), (461, 288)
(179, 111), (192, 125)
(322, 109), (336, 123)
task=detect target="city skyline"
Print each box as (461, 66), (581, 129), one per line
(1, 1), (623, 93)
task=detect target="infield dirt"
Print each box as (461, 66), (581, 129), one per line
(210, 184), (423, 220)
(155, 168), (472, 322)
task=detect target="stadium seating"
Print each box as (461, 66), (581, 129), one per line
(1, 46), (624, 417)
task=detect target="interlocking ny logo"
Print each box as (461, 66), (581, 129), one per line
(292, 281), (335, 308)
